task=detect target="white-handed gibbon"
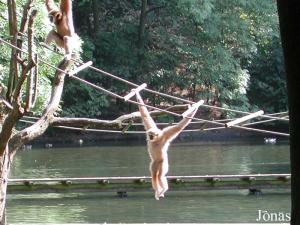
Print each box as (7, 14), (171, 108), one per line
(45, 0), (77, 59)
(135, 92), (201, 200)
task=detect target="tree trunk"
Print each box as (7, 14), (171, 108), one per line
(0, 147), (11, 225)
(9, 59), (73, 152)
(277, 1), (300, 224)
(6, 0), (18, 102)
(0, 59), (73, 223)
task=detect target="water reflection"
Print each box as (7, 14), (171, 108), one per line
(8, 190), (290, 223)
(10, 143), (290, 178)
(8, 193), (87, 223)
(8, 142), (291, 223)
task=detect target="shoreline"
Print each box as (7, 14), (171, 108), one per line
(28, 125), (290, 148)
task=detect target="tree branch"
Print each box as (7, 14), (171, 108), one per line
(6, 0), (19, 102)
(25, 9), (38, 111)
(9, 59), (74, 153)
(19, 0), (33, 34)
(51, 104), (189, 130)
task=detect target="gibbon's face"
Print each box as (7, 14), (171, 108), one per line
(147, 128), (162, 142)
(49, 11), (62, 24)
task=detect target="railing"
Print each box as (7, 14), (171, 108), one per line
(8, 174), (291, 195)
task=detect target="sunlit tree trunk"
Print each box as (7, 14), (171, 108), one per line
(0, 59), (73, 224)
(0, 147), (10, 225)
(6, 0), (18, 103)
(277, 0), (300, 224)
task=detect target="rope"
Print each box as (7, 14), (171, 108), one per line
(23, 113), (286, 126)
(0, 37), (290, 136)
(37, 40), (289, 122)
(19, 118), (289, 137)
(0, 37), (67, 74)
(55, 125), (289, 136)
(243, 116), (289, 127)
(69, 75), (234, 127)
(69, 72), (290, 136)
(1, 35), (289, 122)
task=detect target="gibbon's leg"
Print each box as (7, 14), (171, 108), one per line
(158, 159), (169, 197)
(61, 0), (76, 58)
(150, 160), (163, 200)
(63, 36), (74, 59)
(45, 30), (64, 48)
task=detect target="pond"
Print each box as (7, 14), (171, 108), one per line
(7, 141), (291, 223)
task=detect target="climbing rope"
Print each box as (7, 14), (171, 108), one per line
(41, 45), (289, 121)
(0, 36), (289, 122)
(19, 118), (288, 136)
(38, 38), (289, 122)
(0, 37), (290, 137)
(69, 74), (291, 137)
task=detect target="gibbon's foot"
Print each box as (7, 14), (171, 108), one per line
(155, 191), (160, 200)
(159, 189), (167, 198)
(159, 186), (168, 197)
(64, 53), (72, 60)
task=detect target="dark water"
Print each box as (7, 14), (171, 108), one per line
(7, 142), (291, 223)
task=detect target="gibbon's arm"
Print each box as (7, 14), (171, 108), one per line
(135, 92), (158, 131)
(61, 0), (75, 35)
(60, 0), (72, 16)
(162, 106), (198, 141)
(46, 0), (59, 12)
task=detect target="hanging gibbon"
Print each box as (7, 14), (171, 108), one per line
(45, 0), (78, 59)
(135, 92), (200, 200)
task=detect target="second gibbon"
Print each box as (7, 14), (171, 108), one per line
(45, 0), (77, 59)
(135, 92), (200, 200)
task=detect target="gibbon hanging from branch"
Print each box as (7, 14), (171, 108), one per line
(45, 0), (78, 59)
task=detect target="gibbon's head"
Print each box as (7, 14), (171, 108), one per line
(48, 10), (62, 24)
(146, 127), (162, 142)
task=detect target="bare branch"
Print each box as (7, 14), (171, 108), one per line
(9, 59), (74, 153)
(12, 60), (35, 101)
(17, 0), (34, 51)
(6, 0), (19, 102)
(19, 0), (33, 33)
(52, 117), (123, 129)
(25, 9), (38, 111)
(51, 105), (189, 130)
(0, 101), (23, 155)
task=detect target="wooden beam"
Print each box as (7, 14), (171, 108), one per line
(182, 100), (204, 118)
(123, 83), (147, 101)
(225, 110), (264, 128)
(68, 61), (93, 76)
(8, 174), (291, 193)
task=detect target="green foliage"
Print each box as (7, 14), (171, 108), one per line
(65, 0), (287, 118)
(246, 37), (287, 113)
(62, 78), (109, 117)
(0, 0), (287, 119)
(0, 0), (73, 116)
